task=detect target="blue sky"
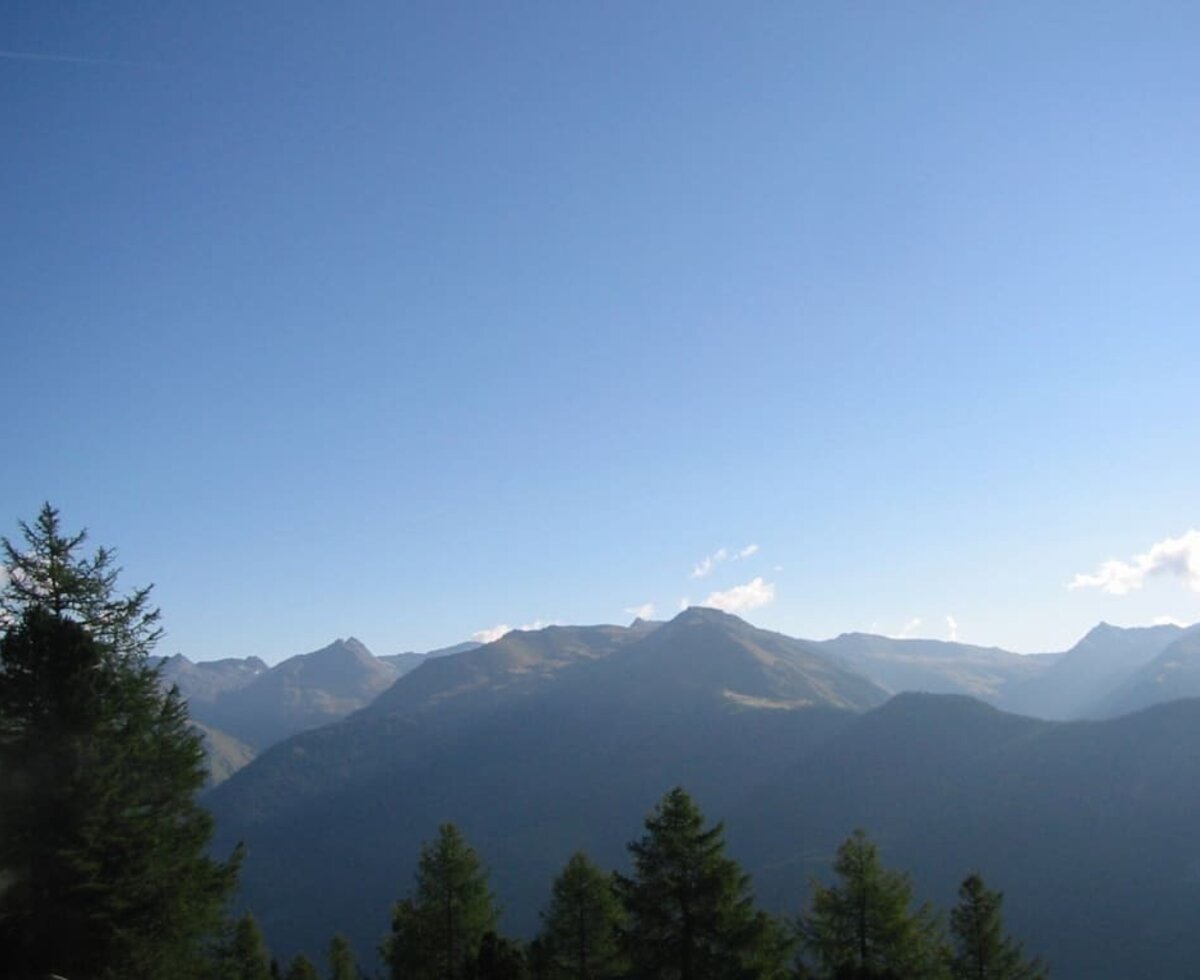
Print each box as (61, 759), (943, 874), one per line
(4, 2), (1198, 662)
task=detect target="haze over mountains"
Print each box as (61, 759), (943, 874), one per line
(184, 607), (1200, 978)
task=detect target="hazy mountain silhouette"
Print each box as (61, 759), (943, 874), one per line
(379, 640), (482, 677)
(158, 653), (268, 704)
(194, 638), (399, 749)
(816, 632), (1050, 700)
(1087, 625), (1200, 717)
(996, 622), (1183, 718)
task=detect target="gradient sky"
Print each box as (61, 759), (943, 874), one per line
(4, 3), (1198, 663)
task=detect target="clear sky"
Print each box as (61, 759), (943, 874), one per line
(4, 2), (1198, 663)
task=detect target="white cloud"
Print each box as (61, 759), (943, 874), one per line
(701, 577), (776, 614)
(625, 602), (655, 620)
(471, 619), (556, 644)
(472, 624), (512, 644)
(1152, 615), (1191, 627)
(678, 596), (690, 611)
(690, 544), (760, 578)
(1069, 529), (1200, 596)
(896, 617), (922, 639)
(945, 615), (959, 642)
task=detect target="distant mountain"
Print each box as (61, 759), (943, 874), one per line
(1088, 625), (1200, 717)
(379, 640), (482, 677)
(194, 638), (399, 750)
(816, 632), (1050, 701)
(158, 653), (268, 704)
(996, 622), (1183, 719)
(206, 609), (884, 962)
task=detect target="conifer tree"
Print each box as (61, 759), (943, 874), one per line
(382, 823), (500, 980)
(471, 931), (528, 979)
(224, 914), (274, 980)
(616, 787), (792, 980)
(0, 503), (162, 657)
(329, 933), (359, 980)
(949, 874), (1046, 980)
(0, 507), (238, 980)
(538, 851), (624, 979)
(797, 829), (949, 980)
(284, 952), (322, 980)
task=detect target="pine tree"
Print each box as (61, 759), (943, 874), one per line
(797, 829), (949, 980)
(329, 933), (359, 980)
(0, 508), (238, 980)
(382, 823), (500, 980)
(538, 852), (624, 979)
(615, 787), (792, 980)
(949, 874), (1046, 980)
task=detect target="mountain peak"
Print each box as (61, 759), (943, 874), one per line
(670, 605), (746, 628)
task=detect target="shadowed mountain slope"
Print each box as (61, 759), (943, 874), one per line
(732, 693), (1200, 980)
(207, 610), (883, 962)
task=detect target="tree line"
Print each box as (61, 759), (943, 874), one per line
(0, 507), (1045, 980)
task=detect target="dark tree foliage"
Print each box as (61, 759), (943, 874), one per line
(949, 874), (1046, 980)
(470, 930), (528, 980)
(797, 829), (949, 980)
(224, 913), (274, 980)
(329, 933), (359, 980)
(616, 787), (792, 980)
(284, 951), (321, 980)
(538, 851), (624, 979)
(0, 507), (238, 980)
(382, 823), (500, 980)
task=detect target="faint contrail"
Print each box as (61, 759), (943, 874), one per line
(0, 49), (166, 68)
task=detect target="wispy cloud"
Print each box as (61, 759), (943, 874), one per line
(471, 619), (556, 644)
(678, 596), (690, 611)
(945, 615), (959, 642)
(690, 544), (759, 578)
(691, 548), (728, 579)
(0, 49), (166, 68)
(1069, 530), (1200, 596)
(895, 617), (922, 639)
(625, 602), (655, 620)
(701, 577), (775, 614)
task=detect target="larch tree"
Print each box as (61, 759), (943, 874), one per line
(949, 874), (1046, 980)
(797, 829), (949, 980)
(382, 823), (500, 980)
(0, 506), (239, 980)
(616, 787), (792, 980)
(538, 851), (624, 979)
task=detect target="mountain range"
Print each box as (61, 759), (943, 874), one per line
(197, 608), (1200, 978)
